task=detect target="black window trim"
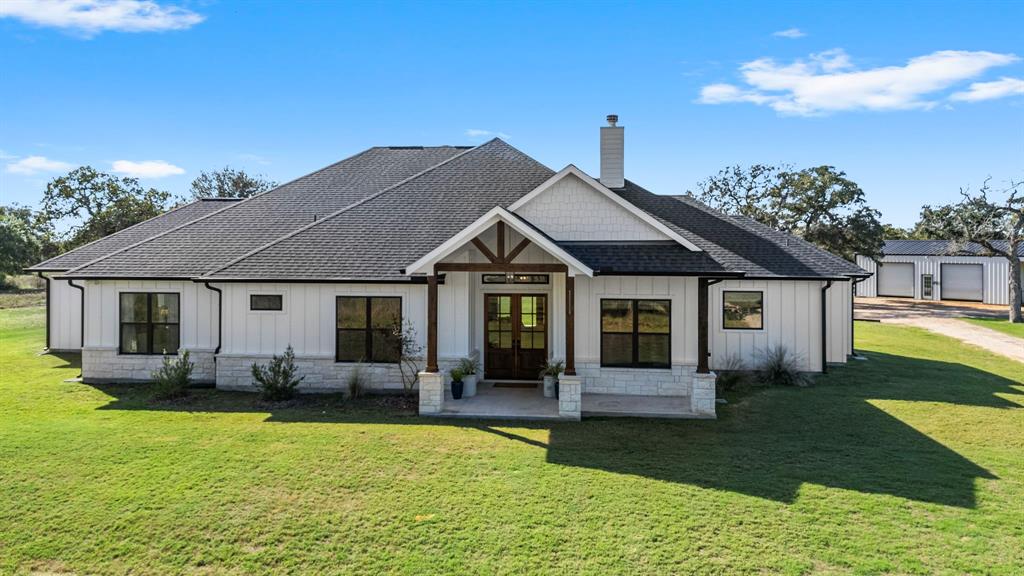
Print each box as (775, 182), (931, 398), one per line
(599, 298), (672, 369)
(118, 291), (181, 356)
(722, 290), (764, 331)
(249, 293), (284, 311)
(335, 296), (402, 364)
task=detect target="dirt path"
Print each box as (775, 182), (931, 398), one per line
(856, 297), (1024, 364)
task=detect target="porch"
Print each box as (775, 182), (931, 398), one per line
(408, 211), (721, 421)
(431, 380), (705, 421)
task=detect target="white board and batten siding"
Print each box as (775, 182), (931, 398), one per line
(82, 279), (218, 350)
(856, 255), (1020, 305)
(709, 279), (851, 372)
(45, 273), (83, 351)
(513, 173), (669, 241)
(218, 275), (473, 361)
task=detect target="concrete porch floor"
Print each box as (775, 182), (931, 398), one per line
(435, 381), (710, 420)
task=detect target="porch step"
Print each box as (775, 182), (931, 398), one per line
(582, 394), (710, 419)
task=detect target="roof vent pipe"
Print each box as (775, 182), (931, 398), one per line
(600, 114), (624, 189)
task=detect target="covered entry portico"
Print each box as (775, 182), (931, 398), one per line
(407, 207), (720, 421)
(406, 207), (587, 419)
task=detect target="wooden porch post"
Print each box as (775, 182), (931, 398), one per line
(697, 277), (710, 374)
(565, 274), (576, 375)
(426, 274), (438, 373)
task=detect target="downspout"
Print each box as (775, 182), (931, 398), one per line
(850, 277), (868, 358)
(820, 280), (833, 373)
(67, 279), (85, 349)
(202, 282), (222, 356)
(36, 272), (50, 350)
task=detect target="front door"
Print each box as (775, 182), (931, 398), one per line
(484, 294), (547, 380)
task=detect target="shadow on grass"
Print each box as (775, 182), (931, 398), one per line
(88, 352), (1021, 509)
(45, 351), (81, 373)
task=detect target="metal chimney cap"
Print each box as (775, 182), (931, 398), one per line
(606, 114), (618, 127)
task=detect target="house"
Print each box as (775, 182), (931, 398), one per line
(856, 240), (1024, 304)
(29, 116), (868, 420)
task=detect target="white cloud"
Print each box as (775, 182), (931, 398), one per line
(0, 0), (204, 37)
(698, 49), (1020, 115)
(772, 28), (805, 39)
(950, 77), (1024, 102)
(5, 155), (73, 175)
(465, 128), (510, 139)
(111, 159), (184, 178)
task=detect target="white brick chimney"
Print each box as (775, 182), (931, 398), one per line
(600, 114), (624, 189)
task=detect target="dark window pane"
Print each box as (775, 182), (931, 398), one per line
(638, 300), (670, 334)
(121, 324), (149, 354)
(724, 292), (764, 329)
(337, 297), (366, 329)
(120, 293), (148, 323)
(638, 334), (670, 366)
(371, 297), (401, 329)
(152, 324), (180, 355)
(151, 293), (179, 323)
(482, 274), (506, 284)
(250, 294), (283, 311)
(602, 333), (633, 365)
(337, 330), (366, 362)
(601, 300), (633, 332)
(372, 329), (401, 363)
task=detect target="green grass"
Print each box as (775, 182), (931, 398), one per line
(1, 308), (1022, 575)
(963, 316), (1024, 339)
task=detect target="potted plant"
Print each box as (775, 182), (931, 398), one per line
(449, 367), (465, 400)
(539, 358), (565, 398)
(458, 357), (480, 397)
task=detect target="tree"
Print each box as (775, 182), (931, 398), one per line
(882, 224), (914, 240)
(691, 164), (885, 261)
(916, 178), (1023, 323)
(0, 204), (59, 284)
(39, 166), (170, 250)
(189, 167), (277, 199)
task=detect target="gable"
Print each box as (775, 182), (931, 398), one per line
(513, 172), (671, 241)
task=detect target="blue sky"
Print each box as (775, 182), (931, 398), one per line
(1, 0), (1022, 228)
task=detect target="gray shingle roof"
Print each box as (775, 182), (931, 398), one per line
(59, 138), (866, 282)
(882, 239), (1024, 257)
(615, 185), (864, 278)
(556, 241), (737, 276)
(202, 139), (554, 281)
(63, 146), (469, 278)
(28, 198), (240, 272)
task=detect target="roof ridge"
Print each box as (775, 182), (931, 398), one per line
(61, 146), (390, 276)
(29, 198), (209, 271)
(197, 140), (492, 278)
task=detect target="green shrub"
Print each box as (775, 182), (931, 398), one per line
(151, 350), (194, 400)
(457, 356), (479, 376)
(715, 353), (749, 393)
(757, 345), (811, 387)
(251, 345), (304, 401)
(347, 363), (367, 399)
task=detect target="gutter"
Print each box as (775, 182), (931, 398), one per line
(820, 280), (833, 373)
(36, 272), (50, 350)
(67, 279), (85, 348)
(849, 276), (870, 358)
(202, 282), (223, 355)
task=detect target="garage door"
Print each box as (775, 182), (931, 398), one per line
(878, 262), (915, 297)
(941, 264), (983, 301)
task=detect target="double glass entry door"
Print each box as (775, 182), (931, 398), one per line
(484, 294), (548, 380)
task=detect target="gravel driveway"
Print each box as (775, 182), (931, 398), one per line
(855, 297), (1024, 363)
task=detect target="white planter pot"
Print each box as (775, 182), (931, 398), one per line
(463, 374), (478, 397)
(543, 375), (556, 398)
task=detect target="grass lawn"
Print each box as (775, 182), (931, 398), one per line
(1, 308), (1022, 575)
(963, 316), (1024, 339)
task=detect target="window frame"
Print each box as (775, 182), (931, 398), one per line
(249, 293), (284, 312)
(335, 296), (402, 364)
(599, 298), (672, 369)
(721, 290), (765, 331)
(118, 291), (181, 356)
